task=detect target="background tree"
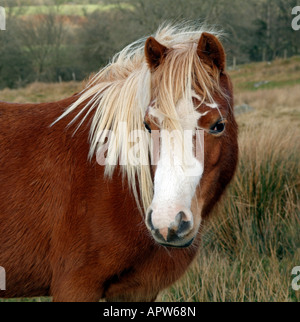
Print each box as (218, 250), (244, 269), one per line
(0, 0), (299, 89)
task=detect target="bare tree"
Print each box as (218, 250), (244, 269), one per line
(15, 6), (65, 81)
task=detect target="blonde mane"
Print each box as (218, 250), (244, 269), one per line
(55, 23), (225, 213)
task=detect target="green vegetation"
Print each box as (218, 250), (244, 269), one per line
(0, 0), (299, 89)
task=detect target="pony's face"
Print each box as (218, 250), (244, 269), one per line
(143, 33), (238, 248)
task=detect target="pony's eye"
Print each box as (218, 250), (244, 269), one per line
(209, 120), (225, 134)
(143, 121), (152, 133)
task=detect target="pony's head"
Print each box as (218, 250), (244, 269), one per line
(142, 29), (238, 247)
(57, 24), (238, 248)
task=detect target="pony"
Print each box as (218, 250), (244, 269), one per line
(0, 24), (238, 302)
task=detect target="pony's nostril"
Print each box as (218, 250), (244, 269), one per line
(146, 209), (193, 245)
(146, 209), (154, 230)
(175, 211), (192, 237)
(174, 211), (183, 226)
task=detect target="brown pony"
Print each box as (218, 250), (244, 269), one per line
(0, 24), (238, 302)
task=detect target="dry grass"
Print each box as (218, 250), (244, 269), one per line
(235, 86), (300, 124)
(230, 56), (300, 91)
(0, 57), (299, 302)
(0, 81), (83, 103)
(161, 116), (300, 302)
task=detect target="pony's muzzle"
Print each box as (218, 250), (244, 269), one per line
(146, 209), (194, 248)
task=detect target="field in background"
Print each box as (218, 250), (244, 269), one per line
(0, 57), (299, 302)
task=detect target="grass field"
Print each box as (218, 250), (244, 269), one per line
(0, 57), (299, 302)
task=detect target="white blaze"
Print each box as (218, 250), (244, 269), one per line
(149, 96), (204, 229)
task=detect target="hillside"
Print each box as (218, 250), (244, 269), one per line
(1, 55), (300, 107)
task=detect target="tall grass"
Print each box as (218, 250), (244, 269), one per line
(162, 119), (300, 302)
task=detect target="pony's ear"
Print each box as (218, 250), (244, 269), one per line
(197, 32), (226, 72)
(145, 36), (168, 70)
